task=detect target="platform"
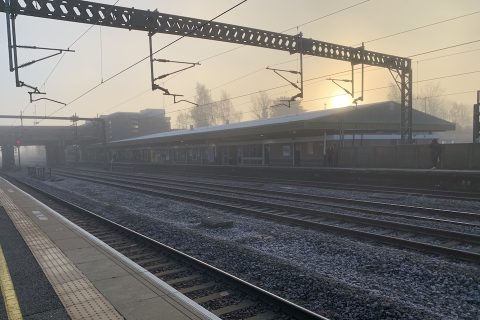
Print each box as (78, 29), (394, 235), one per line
(0, 177), (219, 320)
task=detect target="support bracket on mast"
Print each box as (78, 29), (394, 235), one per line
(267, 33), (304, 109)
(4, 2), (72, 105)
(328, 44), (365, 106)
(148, 31), (199, 106)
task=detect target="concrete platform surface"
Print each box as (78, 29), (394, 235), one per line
(0, 206), (70, 320)
(0, 177), (220, 320)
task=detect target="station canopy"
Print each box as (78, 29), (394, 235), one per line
(110, 101), (455, 147)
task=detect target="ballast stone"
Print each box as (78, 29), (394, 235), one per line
(200, 215), (234, 228)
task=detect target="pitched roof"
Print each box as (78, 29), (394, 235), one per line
(110, 101), (454, 145)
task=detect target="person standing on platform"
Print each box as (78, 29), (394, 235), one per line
(325, 145), (333, 167)
(430, 139), (441, 169)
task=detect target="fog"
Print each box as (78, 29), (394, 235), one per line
(15, 146), (46, 168)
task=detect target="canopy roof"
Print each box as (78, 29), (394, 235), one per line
(111, 101), (454, 147)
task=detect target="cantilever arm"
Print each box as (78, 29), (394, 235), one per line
(172, 94), (198, 107)
(268, 68), (301, 91)
(328, 78), (353, 97)
(29, 97), (66, 106)
(14, 46), (75, 69)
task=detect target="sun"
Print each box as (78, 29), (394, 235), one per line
(331, 94), (351, 109)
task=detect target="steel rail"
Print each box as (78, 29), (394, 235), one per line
(5, 174), (329, 320)
(107, 163), (480, 201)
(58, 168), (480, 227)
(53, 170), (480, 242)
(53, 170), (480, 262)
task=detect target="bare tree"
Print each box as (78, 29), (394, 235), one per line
(190, 83), (215, 128)
(188, 84), (242, 127)
(270, 96), (304, 118)
(388, 82), (447, 116)
(176, 112), (191, 129)
(447, 102), (471, 129)
(250, 91), (271, 119)
(214, 91), (242, 124)
(387, 83), (401, 103)
(416, 83), (446, 117)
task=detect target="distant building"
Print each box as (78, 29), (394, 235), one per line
(100, 109), (171, 142)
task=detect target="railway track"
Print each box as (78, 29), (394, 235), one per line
(52, 169), (480, 263)
(58, 168), (480, 227)
(5, 175), (328, 320)
(109, 164), (480, 202)
(210, 175), (480, 202)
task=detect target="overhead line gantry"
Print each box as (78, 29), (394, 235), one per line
(1, 0), (413, 143)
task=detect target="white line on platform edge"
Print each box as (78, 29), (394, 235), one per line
(6, 178), (221, 320)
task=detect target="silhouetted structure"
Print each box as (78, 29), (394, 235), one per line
(96, 109), (171, 142)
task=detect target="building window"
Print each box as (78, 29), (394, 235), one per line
(242, 144), (262, 158)
(307, 142), (314, 155)
(282, 145), (291, 157)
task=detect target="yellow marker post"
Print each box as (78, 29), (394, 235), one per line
(0, 245), (23, 320)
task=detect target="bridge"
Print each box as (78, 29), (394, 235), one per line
(0, 115), (105, 169)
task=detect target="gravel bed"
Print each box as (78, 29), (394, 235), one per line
(150, 183), (480, 235)
(57, 169), (480, 234)
(200, 295), (244, 311)
(128, 171), (480, 213)
(222, 304), (270, 320)
(13, 173), (480, 319)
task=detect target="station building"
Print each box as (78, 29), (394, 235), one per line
(83, 108), (171, 142)
(91, 101), (455, 167)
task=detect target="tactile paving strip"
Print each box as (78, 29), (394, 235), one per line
(0, 245), (23, 320)
(0, 188), (124, 320)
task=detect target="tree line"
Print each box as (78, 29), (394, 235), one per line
(388, 83), (472, 130)
(176, 83), (305, 129)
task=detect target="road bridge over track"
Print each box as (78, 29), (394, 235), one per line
(0, 125), (103, 169)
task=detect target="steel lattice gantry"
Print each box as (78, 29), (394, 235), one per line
(1, 0), (413, 143)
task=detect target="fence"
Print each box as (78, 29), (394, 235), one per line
(337, 143), (480, 169)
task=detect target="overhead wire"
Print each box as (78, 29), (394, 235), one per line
(47, 0), (249, 117)
(165, 38), (480, 115)
(102, 89), (151, 114)
(18, 0), (121, 116)
(173, 8), (480, 106)
(283, 0), (371, 32)
(101, 38), (480, 121)
(409, 39), (480, 58)
(17, 2), (478, 122)
(198, 0), (372, 63)
(306, 40), (480, 86)
(162, 68), (480, 118)
(416, 47), (480, 63)
(303, 71), (480, 103)
(158, 0), (376, 111)
(358, 10), (480, 45)
(160, 39), (480, 117)
(146, 0), (374, 93)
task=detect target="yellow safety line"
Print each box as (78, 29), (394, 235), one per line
(0, 245), (23, 320)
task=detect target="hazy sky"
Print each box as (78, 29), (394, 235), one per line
(0, 0), (479, 127)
